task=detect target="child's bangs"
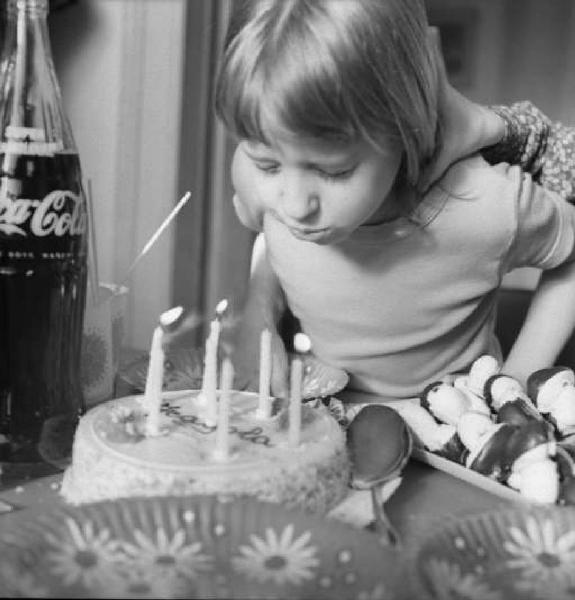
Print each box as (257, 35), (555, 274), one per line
(219, 65), (271, 144)
(220, 38), (361, 145)
(264, 58), (362, 144)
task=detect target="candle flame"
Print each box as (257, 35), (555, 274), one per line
(294, 332), (311, 354)
(162, 311), (202, 345)
(160, 306), (184, 328)
(215, 299), (228, 318)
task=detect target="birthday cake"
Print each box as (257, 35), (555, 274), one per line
(60, 389), (350, 514)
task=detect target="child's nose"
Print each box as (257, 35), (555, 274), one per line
(279, 178), (319, 221)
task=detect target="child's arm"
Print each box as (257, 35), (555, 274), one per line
(500, 170), (575, 385)
(503, 257), (575, 387)
(232, 233), (290, 397)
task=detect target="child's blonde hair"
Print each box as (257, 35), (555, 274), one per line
(215, 0), (438, 186)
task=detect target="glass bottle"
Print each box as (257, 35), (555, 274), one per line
(0, 0), (88, 473)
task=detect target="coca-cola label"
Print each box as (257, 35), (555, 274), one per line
(0, 188), (86, 237)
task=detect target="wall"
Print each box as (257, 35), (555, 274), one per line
(498, 0), (575, 125)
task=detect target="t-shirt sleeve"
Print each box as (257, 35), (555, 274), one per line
(502, 162), (575, 271)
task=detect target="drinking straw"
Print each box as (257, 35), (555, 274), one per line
(120, 191), (191, 285)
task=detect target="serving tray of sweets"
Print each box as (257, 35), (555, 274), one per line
(411, 446), (528, 503)
(394, 356), (575, 506)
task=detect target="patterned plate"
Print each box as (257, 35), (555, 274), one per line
(0, 495), (400, 599)
(412, 505), (575, 600)
(119, 347), (349, 399)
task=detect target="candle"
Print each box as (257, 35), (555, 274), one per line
(256, 328), (272, 419)
(213, 357), (234, 461)
(144, 305), (184, 435)
(289, 333), (311, 447)
(200, 299), (228, 424)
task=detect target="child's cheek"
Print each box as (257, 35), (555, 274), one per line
(231, 147), (265, 231)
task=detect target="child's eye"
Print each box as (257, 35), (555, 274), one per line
(316, 166), (357, 181)
(255, 162), (280, 175)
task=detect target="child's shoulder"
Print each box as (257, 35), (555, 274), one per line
(435, 154), (525, 200)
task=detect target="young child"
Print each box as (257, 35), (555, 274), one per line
(215, 0), (575, 403)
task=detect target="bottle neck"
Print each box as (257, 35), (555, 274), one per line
(1, 0), (76, 153)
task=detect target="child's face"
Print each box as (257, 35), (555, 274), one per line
(231, 131), (403, 245)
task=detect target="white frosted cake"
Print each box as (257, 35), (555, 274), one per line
(61, 390), (350, 514)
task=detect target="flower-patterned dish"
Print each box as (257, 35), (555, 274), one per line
(413, 505), (575, 600)
(119, 346), (349, 400)
(0, 495), (400, 599)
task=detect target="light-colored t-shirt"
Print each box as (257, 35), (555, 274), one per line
(263, 156), (575, 400)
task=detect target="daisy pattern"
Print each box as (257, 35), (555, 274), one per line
(232, 523), (319, 586)
(423, 558), (503, 600)
(45, 518), (125, 591)
(120, 527), (212, 582)
(504, 517), (575, 599)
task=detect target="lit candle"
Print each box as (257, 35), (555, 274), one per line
(200, 299), (228, 425)
(256, 328), (272, 419)
(289, 333), (311, 448)
(213, 357), (234, 461)
(144, 306), (184, 436)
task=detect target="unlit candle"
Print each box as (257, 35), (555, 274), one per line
(214, 357), (234, 461)
(288, 333), (311, 447)
(200, 299), (228, 424)
(257, 328), (272, 419)
(288, 356), (303, 447)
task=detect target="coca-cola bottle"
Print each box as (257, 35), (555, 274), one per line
(0, 0), (87, 472)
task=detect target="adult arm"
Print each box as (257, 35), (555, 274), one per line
(482, 103), (575, 202)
